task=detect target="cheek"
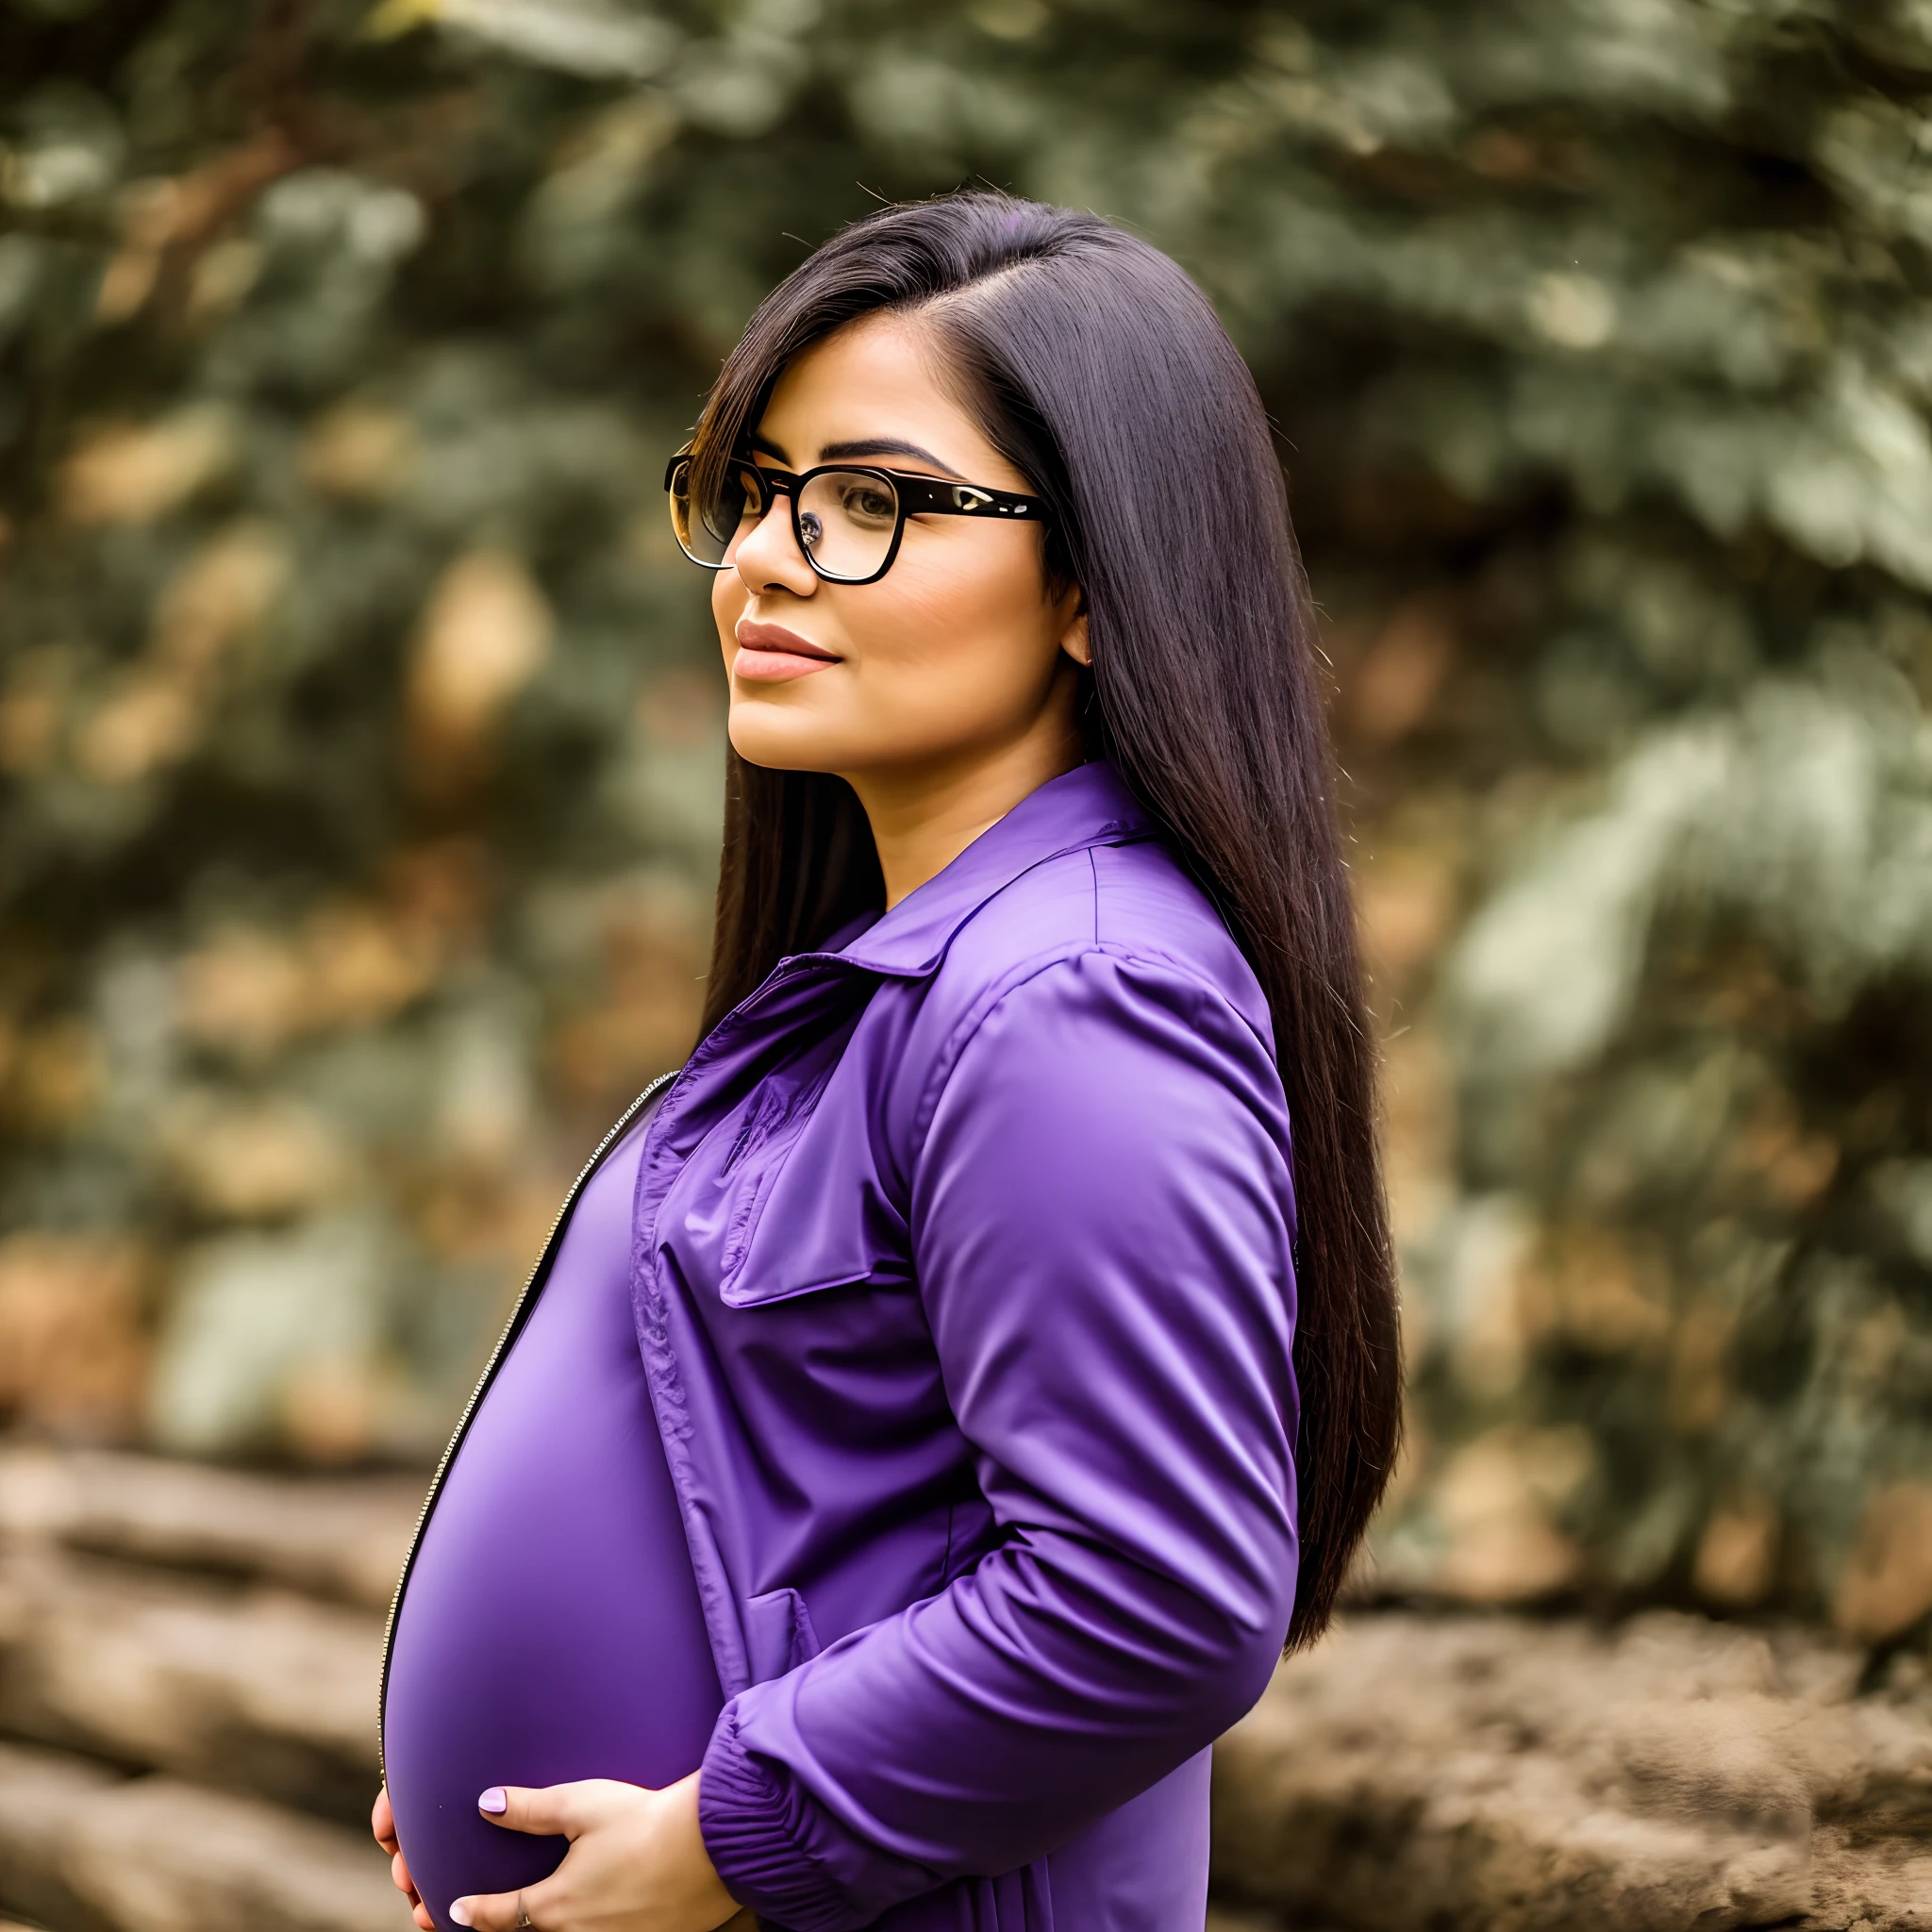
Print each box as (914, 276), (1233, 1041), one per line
(863, 540), (1053, 687)
(711, 573), (746, 645)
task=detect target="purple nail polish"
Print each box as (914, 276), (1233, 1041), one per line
(477, 1787), (508, 1815)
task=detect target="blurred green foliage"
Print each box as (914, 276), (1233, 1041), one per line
(2, 0), (1929, 1640)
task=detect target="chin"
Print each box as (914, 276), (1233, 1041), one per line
(726, 711), (848, 774)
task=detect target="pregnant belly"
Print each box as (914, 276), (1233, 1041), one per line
(383, 1116), (723, 1928)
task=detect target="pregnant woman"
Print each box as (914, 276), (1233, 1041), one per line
(374, 192), (1401, 1932)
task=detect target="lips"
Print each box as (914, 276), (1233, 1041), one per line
(735, 621), (839, 660)
(732, 620), (841, 683)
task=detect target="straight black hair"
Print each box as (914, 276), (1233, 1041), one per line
(690, 192), (1400, 1653)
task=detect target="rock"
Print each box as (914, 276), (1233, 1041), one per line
(0, 1741), (121, 1932)
(0, 1541), (382, 1824)
(0, 1445), (422, 1612)
(1810, 1827), (1932, 1932)
(0, 1740), (398, 1932)
(1210, 1611), (1932, 1932)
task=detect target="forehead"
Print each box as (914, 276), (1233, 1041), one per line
(755, 314), (1015, 483)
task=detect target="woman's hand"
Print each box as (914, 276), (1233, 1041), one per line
(450, 1772), (746, 1932)
(373, 1784), (436, 1931)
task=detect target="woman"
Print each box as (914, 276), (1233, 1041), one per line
(374, 192), (1400, 1932)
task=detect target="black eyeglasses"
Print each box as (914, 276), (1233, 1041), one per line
(664, 451), (1049, 586)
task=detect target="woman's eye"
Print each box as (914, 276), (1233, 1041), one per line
(841, 485), (896, 523)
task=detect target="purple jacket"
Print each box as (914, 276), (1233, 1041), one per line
(642, 758), (1301, 1931)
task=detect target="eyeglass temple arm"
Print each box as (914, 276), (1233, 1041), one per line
(891, 475), (1046, 519)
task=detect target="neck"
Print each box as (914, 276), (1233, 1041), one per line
(845, 726), (1087, 910)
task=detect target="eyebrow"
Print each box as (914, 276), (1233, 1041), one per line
(819, 437), (967, 478)
(746, 430), (971, 480)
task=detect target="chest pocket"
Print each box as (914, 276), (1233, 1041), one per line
(707, 1059), (909, 1308)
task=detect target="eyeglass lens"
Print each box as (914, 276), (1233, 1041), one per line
(795, 471), (899, 579)
(671, 462), (902, 581)
(669, 462), (757, 567)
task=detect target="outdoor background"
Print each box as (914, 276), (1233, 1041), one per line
(3, 0), (1932, 1651)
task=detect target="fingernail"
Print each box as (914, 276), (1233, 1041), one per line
(477, 1786), (508, 1814)
(450, 1905), (473, 1928)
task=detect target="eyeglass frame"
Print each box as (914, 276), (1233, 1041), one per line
(663, 449), (1051, 587)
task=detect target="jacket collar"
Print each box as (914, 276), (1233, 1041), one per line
(825, 759), (1155, 979)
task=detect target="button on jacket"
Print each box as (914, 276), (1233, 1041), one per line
(636, 757), (1301, 1931)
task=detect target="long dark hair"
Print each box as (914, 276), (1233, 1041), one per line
(690, 192), (1399, 1653)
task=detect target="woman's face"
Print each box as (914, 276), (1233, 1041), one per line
(711, 313), (1089, 791)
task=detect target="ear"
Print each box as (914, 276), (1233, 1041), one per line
(1058, 592), (1091, 668)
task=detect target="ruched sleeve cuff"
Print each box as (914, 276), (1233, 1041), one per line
(699, 1701), (940, 1932)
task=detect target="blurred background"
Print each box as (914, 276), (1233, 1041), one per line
(1, 2), (1931, 1925)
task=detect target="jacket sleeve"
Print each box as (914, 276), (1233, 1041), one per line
(697, 948), (1301, 1931)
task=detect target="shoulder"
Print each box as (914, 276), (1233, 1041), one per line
(882, 833), (1284, 1178)
(929, 829), (1275, 1058)
(905, 841), (1297, 1228)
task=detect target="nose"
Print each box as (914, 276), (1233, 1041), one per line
(731, 488), (816, 597)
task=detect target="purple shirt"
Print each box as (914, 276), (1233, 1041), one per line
(645, 759), (1301, 1930)
(383, 1111), (723, 1926)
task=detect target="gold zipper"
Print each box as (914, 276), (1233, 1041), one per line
(376, 1065), (683, 1779)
